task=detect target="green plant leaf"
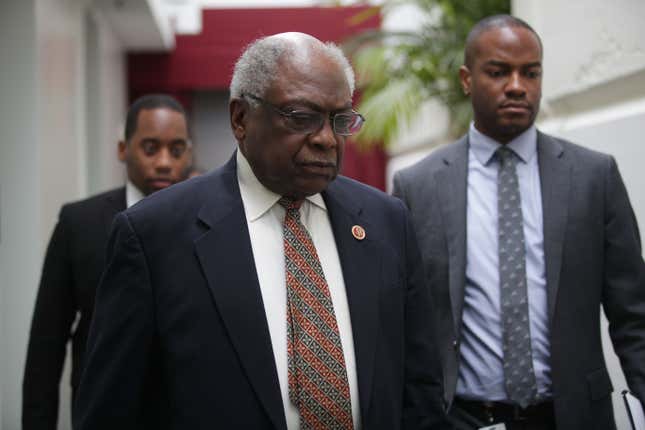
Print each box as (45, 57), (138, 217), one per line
(345, 0), (510, 147)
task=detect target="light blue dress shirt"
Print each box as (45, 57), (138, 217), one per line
(456, 123), (552, 402)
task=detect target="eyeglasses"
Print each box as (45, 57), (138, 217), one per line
(243, 93), (365, 136)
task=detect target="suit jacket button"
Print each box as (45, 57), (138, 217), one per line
(452, 339), (459, 349)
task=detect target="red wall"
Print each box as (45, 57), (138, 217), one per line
(128, 6), (386, 189)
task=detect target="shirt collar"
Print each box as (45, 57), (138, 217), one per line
(468, 122), (537, 166)
(125, 180), (145, 208)
(236, 150), (326, 222)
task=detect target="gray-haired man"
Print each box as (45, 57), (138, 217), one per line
(74, 32), (450, 430)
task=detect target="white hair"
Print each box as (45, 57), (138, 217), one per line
(229, 34), (355, 102)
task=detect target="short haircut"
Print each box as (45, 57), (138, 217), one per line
(464, 14), (542, 67)
(124, 94), (187, 142)
(229, 35), (355, 103)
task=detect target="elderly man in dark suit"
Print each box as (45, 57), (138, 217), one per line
(393, 14), (645, 430)
(22, 94), (193, 429)
(73, 33), (450, 430)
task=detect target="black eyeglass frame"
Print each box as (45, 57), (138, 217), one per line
(242, 93), (365, 137)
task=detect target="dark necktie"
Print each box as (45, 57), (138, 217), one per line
(497, 147), (537, 408)
(279, 197), (354, 430)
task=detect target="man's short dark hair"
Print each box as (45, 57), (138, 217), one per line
(124, 94), (187, 142)
(464, 14), (542, 67)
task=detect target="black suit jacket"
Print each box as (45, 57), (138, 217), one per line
(23, 187), (126, 430)
(73, 154), (450, 429)
(393, 132), (645, 429)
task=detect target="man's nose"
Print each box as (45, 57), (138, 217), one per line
(309, 117), (338, 149)
(155, 148), (172, 171)
(505, 71), (526, 97)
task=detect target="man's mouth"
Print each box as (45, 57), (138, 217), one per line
(297, 161), (337, 175)
(499, 102), (531, 114)
(148, 178), (173, 189)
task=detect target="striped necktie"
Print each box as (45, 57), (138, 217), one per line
(279, 197), (353, 430)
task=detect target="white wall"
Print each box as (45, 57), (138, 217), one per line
(0, 0), (128, 428)
(35, 2), (90, 428)
(0, 1), (40, 427)
(36, 0), (88, 242)
(85, 8), (127, 194)
(514, 1), (645, 103)
(513, 0), (645, 238)
(0, 0), (88, 426)
(190, 90), (238, 172)
(385, 99), (450, 192)
(0, 0), (83, 425)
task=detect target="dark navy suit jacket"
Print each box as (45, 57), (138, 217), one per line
(74, 154), (449, 429)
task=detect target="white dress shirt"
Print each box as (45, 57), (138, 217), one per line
(125, 180), (144, 208)
(236, 151), (361, 429)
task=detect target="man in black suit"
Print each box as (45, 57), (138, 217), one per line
(393, 15), (645, 430)
(22, 94), (193, 429)
(73, 32), (450, 429)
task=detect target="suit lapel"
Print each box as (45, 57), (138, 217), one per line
(537, 133), (570, 322)
(102, 187), (126, 234)
(435, 137), (469, 336)
(194, 157), (287, 430)
(323, 181), (381, 426)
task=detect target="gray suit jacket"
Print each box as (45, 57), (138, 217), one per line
(393, 132), (645, 429)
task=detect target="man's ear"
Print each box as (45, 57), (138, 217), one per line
(459, 65), (472, 96)
(230, 98), (248, 141)
(117, 140), (127, 162)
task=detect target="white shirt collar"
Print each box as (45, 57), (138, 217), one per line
(125, 180), (145, 208)
(236, 150), (326, 222)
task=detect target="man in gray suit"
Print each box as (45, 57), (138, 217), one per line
(393, 14), (645, 430)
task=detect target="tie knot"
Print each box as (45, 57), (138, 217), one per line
(278, 197), (303, 212)
(496, 146), (516, 166)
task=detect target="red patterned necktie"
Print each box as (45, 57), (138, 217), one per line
(279, 197), (354, 430)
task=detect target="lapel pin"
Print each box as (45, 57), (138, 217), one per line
(351, 225), (366, 241)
